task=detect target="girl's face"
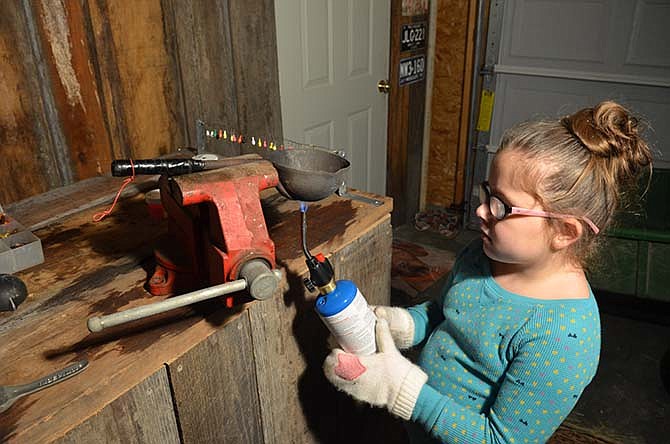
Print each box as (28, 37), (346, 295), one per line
(475, 150), (554, 267)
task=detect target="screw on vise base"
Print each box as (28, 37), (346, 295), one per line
(239, 259), (282, 301)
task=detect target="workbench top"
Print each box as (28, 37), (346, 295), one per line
(0, 176), (394, 443)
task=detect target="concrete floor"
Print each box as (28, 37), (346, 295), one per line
(392, 225), (670, 444)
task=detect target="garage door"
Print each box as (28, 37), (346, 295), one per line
(467, 0), (670, 226)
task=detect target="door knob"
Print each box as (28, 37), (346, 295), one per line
(377, 79), (390, 93)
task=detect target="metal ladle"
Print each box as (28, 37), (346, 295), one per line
(264, 146), (382, 205)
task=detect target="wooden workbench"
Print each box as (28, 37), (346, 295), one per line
(0, 177), (400, 443)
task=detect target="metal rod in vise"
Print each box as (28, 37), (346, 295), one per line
(87, 279), (247, 332)
(111, 155), (263, 177)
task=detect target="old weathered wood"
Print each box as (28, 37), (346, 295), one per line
(162, 0), (239, 156)
(31, 1), (113, 181)
(5, 175), (158, 231)
(0, 195), (227, 443)
(333, 218), (392, 305)
(0, 184), (392, 443)
(0, 2), (59, 204)
(248, 202), (398, 444)
(169, 314), (263, 443)
(85, 0), (185, 161)
(57, 367), (180, 444)
(387, 0), (408, 227)
(332, 219), (412, 444)
(406, 58), (427, 223)
(245, 291), (298, 444)
(158, 0), (283, 158)
(1, 0), (284, 206)
(387, 0), (428, 226)
(228, 0), (284, 151)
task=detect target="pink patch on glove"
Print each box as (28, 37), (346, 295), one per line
(334, 353), (366, 381)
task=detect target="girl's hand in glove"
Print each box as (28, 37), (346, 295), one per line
(372, 306), (415, 349)
(323, 319), (427, 420)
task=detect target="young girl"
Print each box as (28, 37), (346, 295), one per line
(323, 101), (653, 443)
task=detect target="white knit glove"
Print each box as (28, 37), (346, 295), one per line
(372, 306), (415, 349)
(323, 319), (427, 420)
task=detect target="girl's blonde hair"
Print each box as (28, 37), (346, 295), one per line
(498, 101), (653, 266)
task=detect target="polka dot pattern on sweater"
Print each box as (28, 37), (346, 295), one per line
(407, 239), (601, 444)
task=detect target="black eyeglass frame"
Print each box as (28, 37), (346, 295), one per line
(477, 181), (600, 234)
(478, 181), (512, 220)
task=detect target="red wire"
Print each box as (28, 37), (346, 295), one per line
(93, 160), (136, 222)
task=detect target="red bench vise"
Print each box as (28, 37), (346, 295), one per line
(148, 156), (280, 305)
(86, 148), (357, 332)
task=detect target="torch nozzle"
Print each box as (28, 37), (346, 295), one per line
(300, 202), (312, 259)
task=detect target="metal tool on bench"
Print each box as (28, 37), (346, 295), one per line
(111, 145), (382, 206)
(0, 360), (88, 414)
(88, 155), (282, 332)
(87, 148), (362, 332)
(110, 154), (263, 177)
(0, 203), (45, 275)
(300, 202), (377, 355)
(0, 274), (28, 312)
(264, 145), (383, 206)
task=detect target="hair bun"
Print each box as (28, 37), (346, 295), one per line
(562, 101), (652, 172)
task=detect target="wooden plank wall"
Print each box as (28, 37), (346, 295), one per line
(0, 0), (282, 205)
(424, 0), (477, 209)
(245, 217), (397, 444)
(59, 369), (180, 444)
(169, 314), (264, 443)
(0, 1), (59, 203)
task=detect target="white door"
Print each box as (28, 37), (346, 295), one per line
(274, 0), (390, 195)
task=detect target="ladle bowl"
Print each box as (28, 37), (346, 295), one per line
(264, 145), (350, 201)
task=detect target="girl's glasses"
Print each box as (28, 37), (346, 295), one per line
(478, 182), (600, 234)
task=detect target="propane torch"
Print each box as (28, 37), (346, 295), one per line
(300, 202), (377, 355)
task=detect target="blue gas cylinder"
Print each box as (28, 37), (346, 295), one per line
(315, 280), (377, 355)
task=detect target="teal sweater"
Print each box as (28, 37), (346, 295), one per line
(407, 239), (601, 444)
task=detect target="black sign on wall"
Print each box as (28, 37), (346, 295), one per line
(400, 22), (426, 52)
(398, 55), (425, 86)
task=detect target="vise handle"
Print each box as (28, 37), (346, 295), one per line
(87, 260), (282, 333)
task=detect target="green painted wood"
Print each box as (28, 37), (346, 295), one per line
(642, 242), (670, 302)
(588, 237), (638, 296)
(636, 241), (649, 299)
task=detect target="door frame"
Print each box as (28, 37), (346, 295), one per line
(386, 0), (431, 227)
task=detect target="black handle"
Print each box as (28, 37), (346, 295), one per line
(0, 274), (28, 312)
(111, 159), (207, 176)
(306, 255), (334, 288)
